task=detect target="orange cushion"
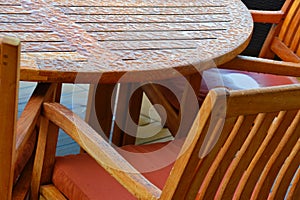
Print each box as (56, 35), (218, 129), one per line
(52, 141), (181, 200)
(157, 69), (299, 109)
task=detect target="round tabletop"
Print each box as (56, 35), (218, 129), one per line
(1, 0), (253, 83)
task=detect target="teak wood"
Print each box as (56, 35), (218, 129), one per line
(0, 0), (253, 83)
(0, 37), (57, 200)
(220, 0), (300, 72)
(144, 0), (300, 136)
(0, 0), (253, 146)
(31, 83), (300, 199)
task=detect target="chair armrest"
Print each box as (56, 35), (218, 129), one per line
(219, 55), (300, 77)
(42, 102), (161, 200)
(250, 10), (284, 23)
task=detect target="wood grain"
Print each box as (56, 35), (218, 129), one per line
(0, 37), (20, 200)
(0, 0), (253, 83)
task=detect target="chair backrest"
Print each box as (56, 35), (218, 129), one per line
(161, 84), (300, 199)
(0, 37), (57, 200)
(0, 37), (21, 200)
(261, 0), (300, 62)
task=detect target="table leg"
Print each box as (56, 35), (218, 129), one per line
(113, 83), (143, 145)
(142, 83), (180, 136)
(177, 73), (202, 138)
(141, 72), (202, 138)
(85, 83), (116, 141)
(85, 82), (143, 146)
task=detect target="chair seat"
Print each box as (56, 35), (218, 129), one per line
(52, 141), (179, 200)
(159, 69), (299, 109)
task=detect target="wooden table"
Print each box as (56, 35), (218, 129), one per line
(1, 0), (253, 145)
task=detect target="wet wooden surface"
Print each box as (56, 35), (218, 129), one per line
(1, 0), (253, 83)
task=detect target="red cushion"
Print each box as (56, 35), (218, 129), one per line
(52, 141), (182, 200)
(157, 69), (299, 109)
(53, 154), (137, 200)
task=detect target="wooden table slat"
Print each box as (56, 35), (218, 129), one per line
(51, 0), (230, 7)
(0, 1), (21, 6)
(0, 32), (63, 42)
(0, 6), (30, 14)
(60, 6), (229, 15)
(79, 22), (229, 32)
(90, 31), (220, 42)
(21, 42), (76, 53)
(68, 14), (231, 24)
(0, 14), (40, 23)
(0, 23), (52, 32)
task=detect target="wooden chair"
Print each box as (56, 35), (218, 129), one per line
(142, 0), (300, 136)
(0, 37), (57, 200)
(30, 81), (300, 199)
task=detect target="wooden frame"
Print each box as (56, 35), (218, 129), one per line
(0, 36), (21, 200)
(32, 83), (300, 199)
(0, 36), (57, 200)
(143, 0), (300, 137)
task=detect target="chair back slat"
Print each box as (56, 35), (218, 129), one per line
(267, 135), (300, 199)
(197, 115), (257, 200)
(239, 110), (299, 199)
(277, 0), (300, 58)
(159, 92), (236, 199)
(217, 112), (279, 199)
(0, 37), (20, 200)
(279, 0), (300, 44)
(297, 40), (300, 55)
(162, 85), (300, 200)
(189, 116), (238, 198)
(289, 9), (300, 52)
(234, 110), (298, 198)
(259, 0), (300, 60)
(285, 165), (300, 199)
